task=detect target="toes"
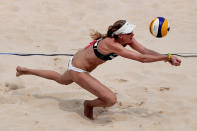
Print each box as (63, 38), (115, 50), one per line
(16, 66), (21, 72)
(16, 66), (24, 77)
(16, 72), (20, 77)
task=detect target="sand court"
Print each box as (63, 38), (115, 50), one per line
(0, 0), (197, 130)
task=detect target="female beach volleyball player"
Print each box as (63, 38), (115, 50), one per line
(16, 20), (181, 120)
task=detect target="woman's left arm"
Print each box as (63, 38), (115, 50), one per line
(128, 38), (182, 65)
(128, 38), (161, 56)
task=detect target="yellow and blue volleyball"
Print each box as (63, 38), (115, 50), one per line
(150, 17), (170, 38)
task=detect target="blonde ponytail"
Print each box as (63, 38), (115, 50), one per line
(89, 29), (106, 40)
(89, 20), (126, 40)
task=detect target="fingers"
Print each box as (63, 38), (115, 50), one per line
(174, 61), (180, 66)
(170, 56), (181, 66)
(177, 58), (182, 63)
(175, 58), (181, 66)
(173, 60), (181, 66)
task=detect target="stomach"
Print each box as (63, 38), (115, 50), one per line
(72, 48), (105, 72)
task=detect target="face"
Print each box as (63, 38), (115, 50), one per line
(118, 32), (134, 43)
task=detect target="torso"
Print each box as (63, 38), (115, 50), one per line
(72, 37), (126, 72)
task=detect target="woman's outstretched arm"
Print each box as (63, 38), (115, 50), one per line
(107, 40), (181, 66)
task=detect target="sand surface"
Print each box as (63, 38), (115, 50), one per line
(0, 0), (197, 131)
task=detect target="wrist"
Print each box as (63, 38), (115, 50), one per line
(167, 53), (171, 61)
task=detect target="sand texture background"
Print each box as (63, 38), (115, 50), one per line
(0, 0), (197, 131)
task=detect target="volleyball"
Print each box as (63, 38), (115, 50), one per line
(149, 17), (170, 38)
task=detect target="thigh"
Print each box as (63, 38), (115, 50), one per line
(70, 71), (115, 99)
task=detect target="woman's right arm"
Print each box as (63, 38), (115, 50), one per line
(108, 43), (170, 63)
(126, 38), (181, 65)
(109, 43), (181, 66)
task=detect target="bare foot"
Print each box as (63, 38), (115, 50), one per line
(16, 66), (28, 77)
(84, 100), (94, 120)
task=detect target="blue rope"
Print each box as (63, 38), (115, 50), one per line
(0, 53), (74, 56)
(0, 52), (197, 57)
(163, 53), (197, 58)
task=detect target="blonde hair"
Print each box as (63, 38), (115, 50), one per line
(89, 20), (126, 40)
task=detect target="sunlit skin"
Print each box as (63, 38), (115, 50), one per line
(117, 32), (135, 44)
(16, 31), (181, 120)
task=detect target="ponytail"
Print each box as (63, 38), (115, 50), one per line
(89, 20), (126, 40)
(89, 29), (106, 40)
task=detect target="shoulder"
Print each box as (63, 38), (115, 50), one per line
(102, 37), (114, 44)
(101, 38), (125, 53)
(102, 37), (120, 47)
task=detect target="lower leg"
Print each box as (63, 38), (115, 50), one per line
(84, 98), (116, 120)
(16, 66), (61, 82)
(85, 98), (109, 107)
(70, 71), (116, 119)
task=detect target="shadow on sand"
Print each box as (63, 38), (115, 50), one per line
(33, 94), (162, 125)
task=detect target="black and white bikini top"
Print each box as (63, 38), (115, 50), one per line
(93, 39), (126, 61)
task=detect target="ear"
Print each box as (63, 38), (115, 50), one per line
(118, 34), (123, 39)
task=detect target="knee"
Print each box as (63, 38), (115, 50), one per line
(62, 80), (73, 85)
(103, 94), (117, 107)
(61, 80), (73, 85)
(56, 77), (73, 85)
